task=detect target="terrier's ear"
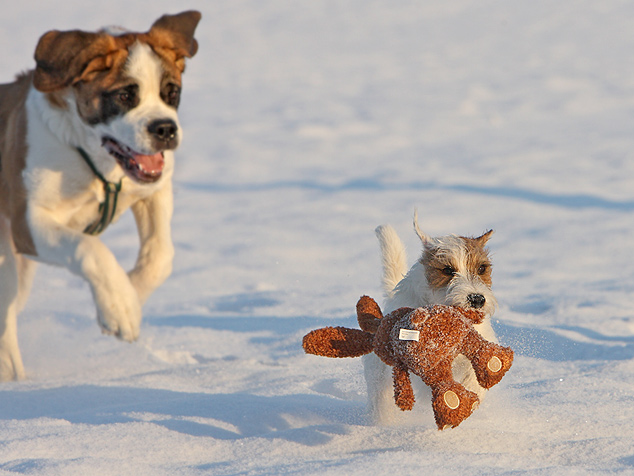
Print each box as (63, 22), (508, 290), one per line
(475, 229), (494, 246)
(413, 209), (430, 244)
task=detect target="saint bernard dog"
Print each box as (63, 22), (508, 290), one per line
(0, 11), (201, 380)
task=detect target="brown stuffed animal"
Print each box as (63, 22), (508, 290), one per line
(303, 296), (513, 430)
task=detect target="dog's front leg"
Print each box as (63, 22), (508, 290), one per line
(128, 182), (174, 305)
(28, 210), (142, 341)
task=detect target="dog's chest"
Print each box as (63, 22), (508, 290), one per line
(24, 148), (170, 232)
(22, 91), (173, 232)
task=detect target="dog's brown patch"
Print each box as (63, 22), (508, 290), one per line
(422, 244), (456, 289)
(421, 231), (493, 290)
(0, 72), (37, 256)
(462, 232), (493, 287)
(33, 11), (200, 93)
(32, 11), (200, 125)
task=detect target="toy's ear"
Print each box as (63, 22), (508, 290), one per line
(303, 327), (374, 358)
(357, 296), (383, 333)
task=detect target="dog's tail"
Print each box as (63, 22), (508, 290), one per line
(375, 225), (408, 299)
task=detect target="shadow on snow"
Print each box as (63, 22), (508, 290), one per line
(0, 385), (362, 446)
(181, 179), (634, 212)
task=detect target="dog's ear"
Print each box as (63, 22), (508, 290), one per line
(33, 30), (124, 92)
(413, 209), (430, 244)
(148, 10), (201, 71)
(475, 229), (494, 246)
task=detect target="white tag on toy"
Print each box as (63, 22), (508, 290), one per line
(399, 329), (420, 341)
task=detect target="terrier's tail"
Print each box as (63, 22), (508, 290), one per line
(375, 225), (408, 299)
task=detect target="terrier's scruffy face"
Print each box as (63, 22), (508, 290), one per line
(421, 231), (497, 316)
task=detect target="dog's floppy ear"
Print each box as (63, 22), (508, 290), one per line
(33, 30), (124, 92)
(148, 10), (201, 70)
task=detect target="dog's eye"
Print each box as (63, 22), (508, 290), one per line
(478, 264), (489, 275)
(163, 84), (181, 107)
(168, 89), (179, 104)
(442, 266), (456, 277)
(112, 85), (138, 107)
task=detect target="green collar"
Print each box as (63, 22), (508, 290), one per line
(76, 147), (122, 235)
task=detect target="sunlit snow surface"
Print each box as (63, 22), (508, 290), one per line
(2, 1), (634, 474)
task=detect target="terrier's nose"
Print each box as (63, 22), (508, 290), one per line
(467, 294), (486, 309)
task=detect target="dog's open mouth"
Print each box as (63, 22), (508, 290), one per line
(102, 137), (164, 184)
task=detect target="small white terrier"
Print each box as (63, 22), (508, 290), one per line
(363, 213), (498, 425)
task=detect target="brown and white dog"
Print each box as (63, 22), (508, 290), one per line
(364, 213), (498, 425)
(0, 11), (201, 380)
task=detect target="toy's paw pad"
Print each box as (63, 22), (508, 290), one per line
(473, 345), (514, 389)
(487, 356), (502, 372)
(433, 385), (479, 430)
(443, 390), (460, 409)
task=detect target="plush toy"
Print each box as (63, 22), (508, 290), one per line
(302, 296), (513, 429)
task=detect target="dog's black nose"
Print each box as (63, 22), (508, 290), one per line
(467, 294), (486, 309)
(148, 119), (178, 142)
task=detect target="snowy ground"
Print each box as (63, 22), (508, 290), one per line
(2, 1), (634, 474)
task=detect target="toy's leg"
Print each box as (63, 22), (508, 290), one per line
(392, 363), (414, 411)
(463, 332), (514, 389)
(430, 382), (479, 430)
(414, 359), (479, 430)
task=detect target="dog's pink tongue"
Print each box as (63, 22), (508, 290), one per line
(133, 151), (164, 174)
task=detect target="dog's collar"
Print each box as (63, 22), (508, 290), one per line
(76, 147), (122, 235)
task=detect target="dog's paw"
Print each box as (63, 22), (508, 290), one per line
(0, 347), (26, 382)
(98, 312), (141, 342)
(93, 284), (142, 342)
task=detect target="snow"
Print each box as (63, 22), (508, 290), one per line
(2, 0), (634, 474)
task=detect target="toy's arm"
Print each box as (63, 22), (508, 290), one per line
(303, 327), (374, 358)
